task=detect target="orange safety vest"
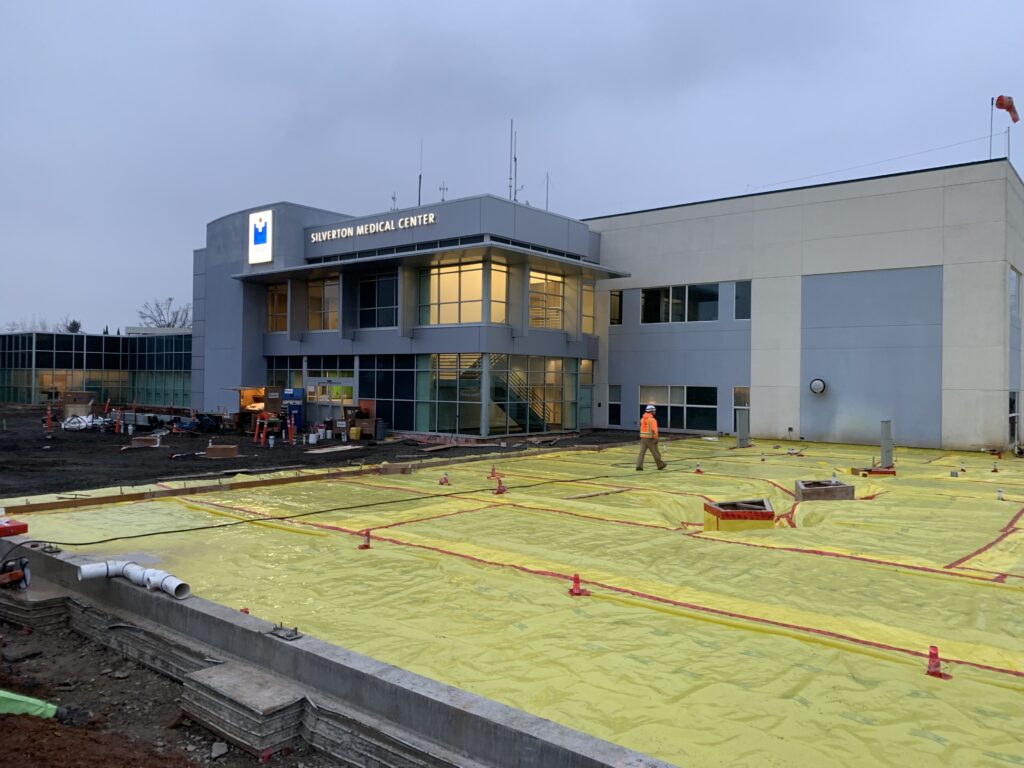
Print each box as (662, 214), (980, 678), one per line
(640, 412), (658, 439)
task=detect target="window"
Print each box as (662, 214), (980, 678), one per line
(581, 283), (595, 334)
(418, 263), (483, 324)
(687, 284), (719, 321)
(641, 287), (670, 324)
(359, 272), (397, 328)
(608, 384), (621, 426)
(641, 283), (719, 323)
(640, 385), (718, 432)
(1011, 391), (1020, 447)
(307, 279), (339, 331)
(266, 284), (288, 332)
(610, 290), (622, 325)
(529, 271), (564, 329)
(733, 386), (750, 432)
(491, 263), (508, 324)
(735, 280), (751, 320)
(579, 359), (593, 386)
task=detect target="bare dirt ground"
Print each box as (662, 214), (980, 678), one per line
(0, 404), (631, 766)
(0, 404), (626, 499)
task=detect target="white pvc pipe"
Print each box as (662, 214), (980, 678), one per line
(77, 560), (191, 600)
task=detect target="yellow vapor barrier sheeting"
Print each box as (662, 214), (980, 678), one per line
(16, 440), (1024, 767)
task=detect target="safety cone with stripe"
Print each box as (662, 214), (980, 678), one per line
(925, 645), (951, 680)
(568, 573), (590, 597)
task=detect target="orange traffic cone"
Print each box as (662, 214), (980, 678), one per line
(494, 477), (507, 495)
(358, 530), (372, 550)
(694, 462), (703, 474)
(439, 473), (450, 486)
(567, 573), (590, 597)
(488, 465), (499, 479)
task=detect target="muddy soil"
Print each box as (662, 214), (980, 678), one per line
(0, 404), (629, 499)
(0, 621), (334, 767)
(0, 404), (632, 766)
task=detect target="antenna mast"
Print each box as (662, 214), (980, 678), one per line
(508, 120), (514, 200)
(418, 140), (423, 206)
(513, 130), (518, 202)
(439, 180), (448, 202)
(545, 172), (550, 211)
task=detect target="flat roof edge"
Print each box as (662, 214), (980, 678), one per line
(583, 158), (1017, 222)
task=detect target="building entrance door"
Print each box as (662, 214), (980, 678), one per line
(579, 385), (593, 429)
(305, 378), (354, 429)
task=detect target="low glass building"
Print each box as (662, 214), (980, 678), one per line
(0, 330), (191, 407)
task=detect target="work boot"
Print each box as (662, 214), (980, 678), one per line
(657, 464), (666, 470)
(635, 467), (643, 471)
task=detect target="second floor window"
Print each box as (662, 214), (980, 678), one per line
(266, 283), (287, 332)
(307, 279), (338, 331)
(359, 272), (398, 328)
(609, 290), (622, 325)
(418, 263), (483, 324)
(641, 283), (719, 324)
(581, 283), (595, 334)
(529, 270), (564, 329)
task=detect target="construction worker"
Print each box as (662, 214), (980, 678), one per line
(637, 404), (666, 471)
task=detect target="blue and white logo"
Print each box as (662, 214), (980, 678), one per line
(253, 218), (268, 245)
(248, 210), (273, 264)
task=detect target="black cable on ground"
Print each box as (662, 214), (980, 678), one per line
(0, 449), (785, 563)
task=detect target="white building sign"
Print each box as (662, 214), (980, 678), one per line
(310, 212), (437, 244)
(248, 210), (273, 264)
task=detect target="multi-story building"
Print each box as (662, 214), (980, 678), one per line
(193, 195), (618, 436)
(4, 158), (1021, 449)
(193, 158), (1024, 449)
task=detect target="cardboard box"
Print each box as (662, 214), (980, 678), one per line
(205, 444), (240, 459)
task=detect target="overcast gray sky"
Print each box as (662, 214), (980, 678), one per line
(1, 1), (1021, 332)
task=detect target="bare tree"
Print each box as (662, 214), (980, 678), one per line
(4, 316), (51, 332)
(137, 298), (192, 328)
(56, 314), (83, 333)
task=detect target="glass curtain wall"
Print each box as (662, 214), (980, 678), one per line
(0, 332), (191, 407)
(410, 353), (578, 436)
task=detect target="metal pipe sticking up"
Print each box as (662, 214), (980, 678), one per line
(880, 420), (894, 469)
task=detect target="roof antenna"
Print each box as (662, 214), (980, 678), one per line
(439, 180), (448, 202)
(508, 119), (514, 200)
(513, 129), (523, 202)
(545, 171), (550, 211)
(418, 140), (423, 206)
(390, 192), (397, 212)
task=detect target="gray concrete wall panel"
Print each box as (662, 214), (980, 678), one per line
(800, 267), (943, 447)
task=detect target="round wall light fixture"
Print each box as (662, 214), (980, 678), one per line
(809, 378), (826, 395)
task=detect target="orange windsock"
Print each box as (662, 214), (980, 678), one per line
(996, 95), (1020, 123)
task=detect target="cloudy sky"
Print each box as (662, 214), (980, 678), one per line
(1, 1), (1021, 332)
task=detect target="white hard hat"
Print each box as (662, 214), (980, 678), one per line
(645, 404), (656, 412)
